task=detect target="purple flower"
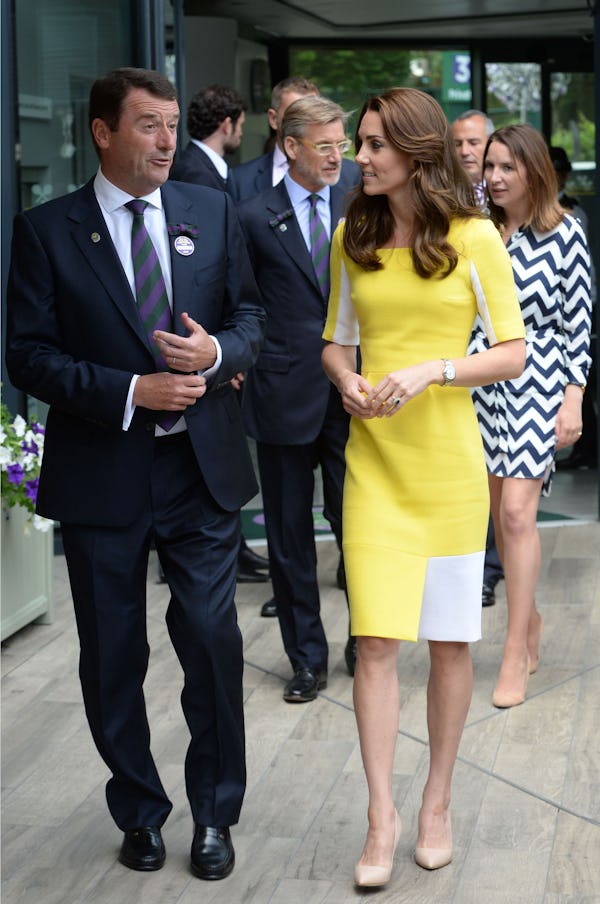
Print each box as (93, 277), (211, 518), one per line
(22, 438), (39, 455)
(7, 463), (24, 485)
(30, 422), (45, 435)
(25, 477), (39, 503)
(167, 222), (199, 239)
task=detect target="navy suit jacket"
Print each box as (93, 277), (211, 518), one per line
(170, 141), (239, 200)
(232, 151), (361, 204)
(237, 180), (348, 445)
(6, 179), (265, 524)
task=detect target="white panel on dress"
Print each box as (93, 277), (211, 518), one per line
(418, 551), (484, 642)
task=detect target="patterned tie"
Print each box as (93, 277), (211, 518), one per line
(125, 199), (178, 431)
(308, 193), (330, 299)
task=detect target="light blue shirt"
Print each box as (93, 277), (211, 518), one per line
(283, 174), (331, 252)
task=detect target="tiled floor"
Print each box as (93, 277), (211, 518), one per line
(2, 500), (599, 903)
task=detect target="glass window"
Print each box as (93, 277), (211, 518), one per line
(15, 0), (132, 210)
(289, 47), (471, 140)
(485, 62), (542, 129)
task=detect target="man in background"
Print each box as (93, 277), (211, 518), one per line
(451, 108), (495, 207)
(171, 83), (270, 583)
(171, 83), (245, 198)
(238, 96), (355, 699)
(234, 76), (359, 617)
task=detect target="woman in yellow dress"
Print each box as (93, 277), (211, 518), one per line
(321, 87), (526, 889)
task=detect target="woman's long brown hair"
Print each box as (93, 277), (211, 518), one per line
(344, 87), (480, 278)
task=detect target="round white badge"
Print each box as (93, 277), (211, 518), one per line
(174, 235), (195, 256)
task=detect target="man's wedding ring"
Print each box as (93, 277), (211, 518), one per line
(391, 396), (401, 406)
(172, 356), (176, 365)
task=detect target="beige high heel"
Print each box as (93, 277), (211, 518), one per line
(354, 809), (402, 888)
(492, 653), (530, 708)
(415, 812), (452, 871)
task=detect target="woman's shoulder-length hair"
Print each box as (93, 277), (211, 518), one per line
(484, 123), (563, 234)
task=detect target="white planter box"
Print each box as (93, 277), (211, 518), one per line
(1, 506), (54, 641)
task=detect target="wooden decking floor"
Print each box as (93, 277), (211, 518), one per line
(2, 523), (599, 903)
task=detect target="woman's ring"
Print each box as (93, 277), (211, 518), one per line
(391, 396), (401, 406)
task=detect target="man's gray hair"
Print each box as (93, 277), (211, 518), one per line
(454, 108), (495, 136)
(281, 95), (349, 142)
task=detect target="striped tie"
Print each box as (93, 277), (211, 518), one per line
(308, 193), (330, 299)
(125, 199), (178, 431)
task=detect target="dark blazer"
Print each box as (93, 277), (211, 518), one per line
(237, 180), (347, 446)
(170, 141), (239, 200)
(6, 179), (264, 525)
(232, 151), (361, 204)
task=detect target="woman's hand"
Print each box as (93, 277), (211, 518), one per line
(338, 372), (374, 419)
(554, 385), (584, 450)
(365, 360), (442, 417)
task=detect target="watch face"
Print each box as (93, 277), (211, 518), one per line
(444, 360), (456, 384)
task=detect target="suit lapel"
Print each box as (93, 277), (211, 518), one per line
(266, 184), (321, 295)
(68, 182), (149, 348)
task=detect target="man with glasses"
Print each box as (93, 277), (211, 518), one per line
(237, 96), (354, 702)
(232, 76), (360, 203)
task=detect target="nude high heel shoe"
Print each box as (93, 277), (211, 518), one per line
(414, 812), (452, 871)
(354, 810), (402, 888)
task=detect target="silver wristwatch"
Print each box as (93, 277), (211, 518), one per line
(441, 358), (456, 386)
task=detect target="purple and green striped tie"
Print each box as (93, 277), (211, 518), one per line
(308, 193), (330, 299)
(125, 199), (178, 431)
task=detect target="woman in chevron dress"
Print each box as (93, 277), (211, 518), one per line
(472, 124), (592, 709)
(322, 88), (525, 889)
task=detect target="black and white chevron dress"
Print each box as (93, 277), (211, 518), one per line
(471, 214), (592, 495)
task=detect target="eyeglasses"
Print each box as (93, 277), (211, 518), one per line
(297, 138), (352, 156)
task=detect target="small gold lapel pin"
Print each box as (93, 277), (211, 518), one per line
(91, 232), (101, 243)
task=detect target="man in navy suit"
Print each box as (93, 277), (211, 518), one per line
(237, 95), (353, 703)
(234, 77), (360, 622)
(5, 68), (264, 881)
(170, 83), (245, 199)
(232, 76), (361, 204)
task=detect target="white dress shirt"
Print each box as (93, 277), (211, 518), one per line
(271, 144), (288, 186)
(93, 168), (221, 433)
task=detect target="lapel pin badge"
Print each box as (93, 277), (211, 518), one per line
(174, 235), (195, 256)
(91, 232), (101, 243)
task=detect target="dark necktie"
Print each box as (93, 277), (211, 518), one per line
(308, 193), (330, 299)
(125, 199), (178, 431)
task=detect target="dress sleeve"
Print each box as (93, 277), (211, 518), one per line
(322, 221), (360, 345)
(559, 215), (592, 386)
(467, 218), (525, 346)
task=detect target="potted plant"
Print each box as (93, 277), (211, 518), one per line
(1, 400), (54, 639)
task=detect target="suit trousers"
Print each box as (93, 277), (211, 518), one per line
(257, 402), (349, 673)
(61, 432), (245, 831)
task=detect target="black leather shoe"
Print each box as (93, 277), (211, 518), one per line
(237, 565), (269, 583)
(191, 824), (235, 880)
(482, 582), (496, 607)
(283, 667), (327, 703)
(260, 597), (278, 617)
(119, 826), (165, 871)
(344, 636), (357, 677)
(239, 545), (270, 573)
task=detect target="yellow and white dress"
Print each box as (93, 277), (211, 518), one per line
(323, 218), (524, 642)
